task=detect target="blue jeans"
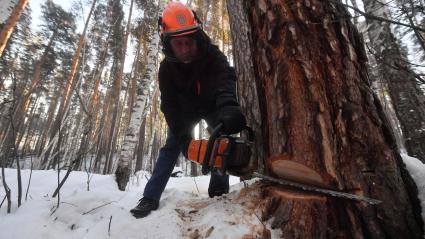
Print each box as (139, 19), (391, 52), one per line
(143, 130), (229, 200)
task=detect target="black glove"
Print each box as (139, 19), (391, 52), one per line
(179, 135), (192, 158)
(218, 105), (246, 135)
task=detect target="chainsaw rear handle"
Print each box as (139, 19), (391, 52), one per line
(201, 123), (254, 175)
(202, 123), (223, 175)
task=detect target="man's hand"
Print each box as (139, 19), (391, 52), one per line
(218, 105), (246, 135)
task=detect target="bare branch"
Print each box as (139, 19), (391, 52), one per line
(333, 0), (425, 32)
(82, 201), (116, 215)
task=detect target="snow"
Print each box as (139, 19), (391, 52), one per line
(401, 153), (425, 224)
(1, 153), (424, 238)
(0, 168), (272, 239)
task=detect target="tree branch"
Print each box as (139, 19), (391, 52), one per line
(333, 0), (425, 33)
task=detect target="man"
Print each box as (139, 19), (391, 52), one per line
(130, 2), (246, 219)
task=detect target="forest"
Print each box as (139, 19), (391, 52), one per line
(1, 0), (425, 238)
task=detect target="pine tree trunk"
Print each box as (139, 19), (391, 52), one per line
(363, 0), (425, 163)
(145, 88), (160, 172)
(0, 0), (28, 57)
(230, 0), (424, 237)
(42, 0), (97, 168)
(103, 0), (132, 174)
(227, 0), (264, 172)
(0, 30), (57, 156)
(134, 117), (146, 172)
(115, 0), (164, 190)
(90, 30), (112, 173)
(36, 86), (60, 163)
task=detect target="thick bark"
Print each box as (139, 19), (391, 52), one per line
(227, 0), (264, 172)
(364, 0), (425, 163)
(232, 0), (423, 238)
(0, 0), (28, 57)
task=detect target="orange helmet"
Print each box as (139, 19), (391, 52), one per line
(159, 2), (201, 37)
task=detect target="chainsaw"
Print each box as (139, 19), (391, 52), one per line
(187, 123), (254, 177)
(186, 123), (381, 205)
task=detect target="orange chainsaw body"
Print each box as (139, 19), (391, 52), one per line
(187, 138), (229, 168)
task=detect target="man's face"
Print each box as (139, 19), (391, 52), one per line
(169, 36), (198, 63)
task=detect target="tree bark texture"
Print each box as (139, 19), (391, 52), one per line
(238, 0), (423, 238)
(227, 0), (264, 173)
(0, 0), (28, 57)
(363, 0), (425, 163)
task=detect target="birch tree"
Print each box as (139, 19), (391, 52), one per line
(115, 0), (164, 191)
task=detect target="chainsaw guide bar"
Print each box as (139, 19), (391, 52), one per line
(253, 172), (382, 205)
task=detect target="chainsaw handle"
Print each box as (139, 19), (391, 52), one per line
(202, 123), (223, 175)
(201, 124), (254, 175)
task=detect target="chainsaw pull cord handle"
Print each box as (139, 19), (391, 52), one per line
(202, 123), (223, 175)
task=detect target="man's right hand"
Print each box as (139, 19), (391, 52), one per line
(218, 105), (246, 135)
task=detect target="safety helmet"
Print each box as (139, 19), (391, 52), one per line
(158, 2), (201, 37)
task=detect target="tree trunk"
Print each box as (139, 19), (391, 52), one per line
(42, 0), (97, 168)
(144, 88), (160, 172)
(231, 0), (423, 238)
(0, 30), (57, 158)
(363, 0), (425, 163)
(227, 0), (264, 172)
(0, 0), (28, 57)
(36, 86), (61, 163)
(103, 0), (132, 174)
(115, 0), (164, 191)
(134, 117), (146, 172)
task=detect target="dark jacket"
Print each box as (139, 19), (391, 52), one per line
(159, 44), (238, 144)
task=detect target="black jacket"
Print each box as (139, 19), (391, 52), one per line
(159, 44), (238, 144)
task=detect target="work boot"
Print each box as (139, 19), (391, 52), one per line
(208, 174), (229, 198)
(208, 188), (229, 198)
(130, 197), (159, 218)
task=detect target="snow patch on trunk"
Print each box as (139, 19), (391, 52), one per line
(401, 154), (425, 224)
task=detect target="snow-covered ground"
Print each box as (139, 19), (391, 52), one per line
(0, 154), (424, 239)
(0, 168), (274, 239)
